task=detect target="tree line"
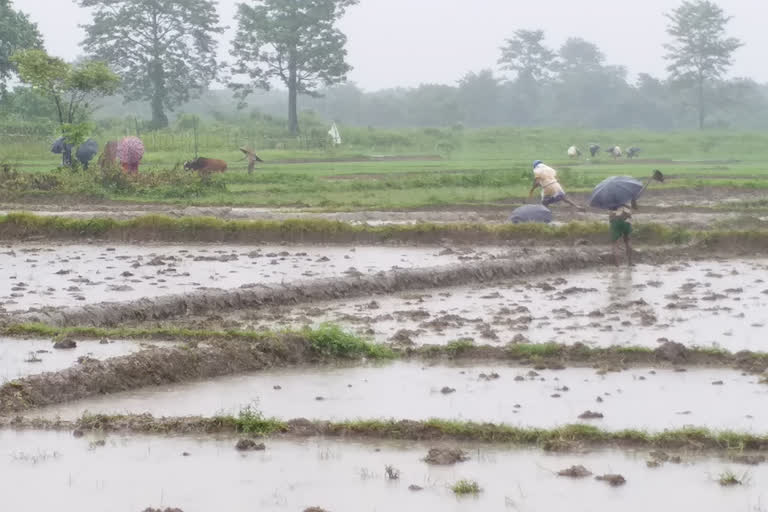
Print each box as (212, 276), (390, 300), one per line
(0, 0), (760, 140)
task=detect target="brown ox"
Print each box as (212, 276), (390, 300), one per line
(183, 157), (228, 174)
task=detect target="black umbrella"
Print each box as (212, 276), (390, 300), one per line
(76, 139), (99, 168)
(509, 204), (553, 224)
(589, 170), (664, 210)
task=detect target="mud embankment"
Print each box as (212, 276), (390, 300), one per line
(15, 247), (655, 327)
(0, 337), (314, 415)
(8, 414), (768, 453)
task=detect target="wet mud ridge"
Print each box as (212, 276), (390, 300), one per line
(15, 247), (680, 328)
(0, 338), (316, 415)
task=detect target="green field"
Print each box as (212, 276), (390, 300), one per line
(2, 126), (768, 209)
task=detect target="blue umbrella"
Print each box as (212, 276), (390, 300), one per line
(509, 204), (553, 224)
(76, 139), (99, 168)
(51, 137), (72, 154)
(590, 171), (664, 210)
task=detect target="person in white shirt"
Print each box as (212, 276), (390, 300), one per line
(529, 160), (584, 210)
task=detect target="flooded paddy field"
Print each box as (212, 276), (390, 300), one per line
(2, 430), (766, 512)
(0, 338), (161, 383)
(0, 243), (504, 311)
(31, 362), (768, 432)
(167, 259), (768, 352)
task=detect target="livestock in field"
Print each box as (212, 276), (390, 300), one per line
(589, 144), (600, 157)
(626, 147), (641, 158)
(184, 157), (228, 174)
(606, 146), (623, 159)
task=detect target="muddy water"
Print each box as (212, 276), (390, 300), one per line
(34, 362), (768, 432)
(216, 259), (768, 351)
(2, 430), (765, 512)
(0, 338), (156, 383)
(0, 243), (503, 311)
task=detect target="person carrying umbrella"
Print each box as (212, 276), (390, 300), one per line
(609, 202), (634, 266)
(529, 160), (585, 210)
(590, 170), (664, 266)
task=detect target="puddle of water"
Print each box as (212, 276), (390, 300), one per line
(1, 430), (765, 512)
(33, 362), (768, 431)
(0, 338), (156, 383)
(0, 243), (503, 311)
(227, 259), (768, 351)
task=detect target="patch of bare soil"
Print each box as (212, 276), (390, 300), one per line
(142, 508), (184, 512)
(423, 447), (469, 465)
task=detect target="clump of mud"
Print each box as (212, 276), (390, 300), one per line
(142, 508), (184, 512)
(654, 341), (688, 363)
(596, 474), (626, 486)
(578, 411), (604, 420)
(424, 447), (468, 465)
(558, 465), (592, 478)
(53, 338), (77, 349)
(304, 508), (330, 512)
(235, 439), (265, 451)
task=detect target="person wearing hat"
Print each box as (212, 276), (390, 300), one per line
(529, 160), (584, 210)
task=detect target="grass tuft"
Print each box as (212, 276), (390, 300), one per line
(451, 480), (482, 495)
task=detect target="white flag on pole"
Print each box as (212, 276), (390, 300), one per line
(328, 122), (342, 145)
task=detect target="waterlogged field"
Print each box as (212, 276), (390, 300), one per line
(2, 130), (768, 511)
(157, 259), (768, 352)
(5, 431), (768, 512)
(0, 243), (504, 311)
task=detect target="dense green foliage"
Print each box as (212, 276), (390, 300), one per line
(79, 0), (224, 129)
(0, 0), (43, 92)
(664, 0), (743, 129)
(230, 0), (358, 134)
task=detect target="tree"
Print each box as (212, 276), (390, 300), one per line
(557, 38), (604, 75)
(79, 0), (224, 129)
(498, 30), (556, 83)
(11, 49), (120, 165)
(230, 0), (358, 135)
(664, 0), (743, 129)
(457, 70), (501, 125)
(0, 0), (43, 93)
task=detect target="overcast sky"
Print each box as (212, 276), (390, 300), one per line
(19, 0), (768, 90)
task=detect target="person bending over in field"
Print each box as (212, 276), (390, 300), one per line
(609, 201), (635, 266)
(529, 160), (585, 210)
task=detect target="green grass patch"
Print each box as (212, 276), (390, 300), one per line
(303, 323), (395, 359)
(452, 480), (482, 495)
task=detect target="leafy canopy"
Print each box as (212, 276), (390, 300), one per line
(11, 49), (119, 146)
(498, 29), (556, 83)
(79, 0), (224, 128)
(664, 0), (742, 83)
(229, 0), (358, 132)
(0, 0), (43, 91)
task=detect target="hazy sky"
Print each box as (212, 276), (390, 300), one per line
(19, 0), (768, 90)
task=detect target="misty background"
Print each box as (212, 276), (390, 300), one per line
(8, 0), (768, 131)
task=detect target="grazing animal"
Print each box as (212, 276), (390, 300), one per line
(626, 147), (641, 159)
(589, 144), (600, 157)
(567, 146), (582, 158)
(184, 157), (228, 174)
(606, 146), (623, 159)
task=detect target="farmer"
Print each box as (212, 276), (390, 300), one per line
(609, 201), (635, 266)
(529, 160), (584, 210)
